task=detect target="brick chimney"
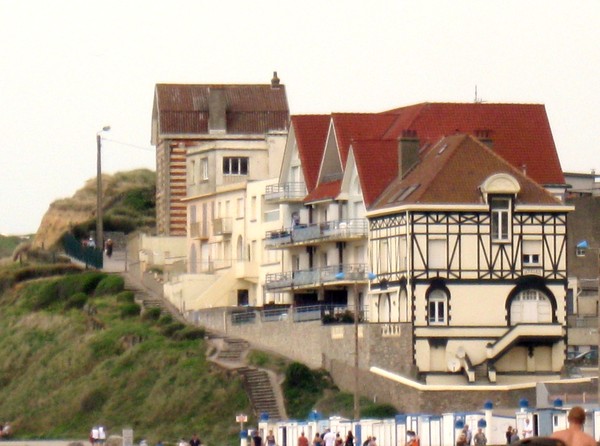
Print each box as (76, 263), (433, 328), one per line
(208, 88), (226, 134)
(475, 129), (493, 148)
(271, 71), (281, 88)
(398, 129), (419, 178)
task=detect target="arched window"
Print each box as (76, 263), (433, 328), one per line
(399, 288), (409, 322)
(428, 289), (448, 325)
(510, 289), (552, 324)
(236, 235), (243, 261)
(378, 293), (391, 323)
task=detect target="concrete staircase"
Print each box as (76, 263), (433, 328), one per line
(117, 270), (286, 421)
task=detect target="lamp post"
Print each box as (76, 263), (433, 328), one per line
(336, 269), (376, 421)
(96, 126), (111, 250)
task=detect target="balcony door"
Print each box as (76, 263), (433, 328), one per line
(510, 289), (552, 324)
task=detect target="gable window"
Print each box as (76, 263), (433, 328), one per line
(522, 240), (542, 266)
(491, 197), (511, 242)
(223, 157), (248, 175)
(428, 289), (448, 325)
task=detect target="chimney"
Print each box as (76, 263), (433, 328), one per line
(398, 129), (419, 178)
(208, 88), (226, 134)
(271, 71), (281, 88)
(475, 129), (493, 149)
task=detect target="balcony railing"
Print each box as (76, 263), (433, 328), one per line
(265, 182), (306, 202)
(265, 219), (368, 248)
(190, 222), (209, 240)
(213, 217), (233, 236)
(265, 263), (369, 291)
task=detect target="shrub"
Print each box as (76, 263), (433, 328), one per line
(158, 314), (173, 325)
(57, 272), (105, 299)
(116, 290), (135, 303)
(120, 302), (141, 318)
(65, 292), (88, 310)
(79, 387), (109, 412)
(361, 403), (398, 419)
(161, 322), (185, 337)
(142, 307), (161, 321)
(171, 326), (205, 341)
(95, 275), (124, 296)
(29, 280), (60, 310)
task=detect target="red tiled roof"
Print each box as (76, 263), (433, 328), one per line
(304, 180), (342, 204)
(351, 140), (398, 207)
(291, 115), (330, 193)
(331, 113), (397, 167)
(154, 84), (289, 135)
(373, 134), (560, 211)
(382, 102), (564, 185)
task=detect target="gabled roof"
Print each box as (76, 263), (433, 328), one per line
(331, 113), (397, 167)
(304, 180), (342, 204)
(351, 139), (398, 207)
(154, 83), (289, 135)
(382, 102), (564, 185)
(373, 134), (561, 211)
(291, 115), (330, 193)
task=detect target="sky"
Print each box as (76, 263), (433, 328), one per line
(1, 0), (599, 235)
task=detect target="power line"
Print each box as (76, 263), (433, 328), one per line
(103, 138), (154, 152)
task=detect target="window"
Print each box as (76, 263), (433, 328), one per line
(190, 160), (196, 184)
(237, 198), (244, 218)
(428, 289), (448, 325)
(510, 289), (552, 324)
(200, 158), (209, 180)
(223, 157), (248, 175)
(522, 240), (542, 266)
(250, 196), (257, 220)
(491, 197), (511, 242)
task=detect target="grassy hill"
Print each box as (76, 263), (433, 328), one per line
(0, 265), (250, 445)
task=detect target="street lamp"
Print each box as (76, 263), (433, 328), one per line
(335, 270), (377, 421)
(96, 126), (111, 251)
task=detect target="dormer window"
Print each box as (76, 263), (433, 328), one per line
(491, 197), (511, 242)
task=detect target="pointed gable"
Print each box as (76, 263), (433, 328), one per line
(291, 115), (330, 193)
(373, 134), (561, 211)
(382, 102), (564, 185)
(351, 139), (398, 207)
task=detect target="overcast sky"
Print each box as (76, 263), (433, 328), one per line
(1, 0), (599, 235)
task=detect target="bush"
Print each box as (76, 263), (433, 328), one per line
(95, 275), (124, 296)
(57, 272), (105, 299)
(171, 326), (205, 341)
(116, 290), (135, 303)
(158, 314), (173, 325)
(161, 322), (185, 337)
(361, 403), (398, 419)
(120, 302), (141, 318)
(29, 281), (60, 310)
(80, 388), (109, 412)
(65, 292), (88, 310)
(142, 307), (161, 321)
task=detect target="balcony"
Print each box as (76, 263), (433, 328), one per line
(265, 218), (368, 249)
(265, 182), (306, 203)
(265, 263), (369, 291)
(213, 217), (233, 236)
(190, 222), (209, 240)
(235, 260), (259, 280)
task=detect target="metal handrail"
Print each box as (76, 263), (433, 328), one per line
(265, 218), (368, 245)
(265, 263), (369, 290)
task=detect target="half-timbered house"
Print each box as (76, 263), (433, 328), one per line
(368, 133), (571, 383)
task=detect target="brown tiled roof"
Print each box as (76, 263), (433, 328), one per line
(291, 115), (330, 193)
(154, 84), (289, 135)
(382, 102), (565, 185)
(373, 134), (561, 211)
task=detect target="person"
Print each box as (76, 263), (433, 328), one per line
(509, 427), (519, 444)
(361, 436), (371, 446)
(312, 433), (323, 446)
(98, 426), (106, 445)
(463, 425), (472, 445)
(190, 434), (202, 446)
(323, 429), (336, 446)
(88, 237), (96, 249)
(522, 418), (533, 438)
(266, 430), (276, 446)
(178, 438), (188, 446)
(344, 431), (354, 446)
(368, 437), (377, 446)
(140, 440), (148, 446)
(253, 430), (263, 446)
(473, 428), (486, 446)
(456, 433), (467, 446)
(505, 426), (512, 445)
(335, 433), (343, 446)
(105, 238), (113, 257)
(550, 406), (596, 446)
(298, 432), (309, 446)
(405, 431), (420, 446)
(156, 441), (164, 446)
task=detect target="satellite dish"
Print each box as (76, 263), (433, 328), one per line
(447, 358), (461, 372)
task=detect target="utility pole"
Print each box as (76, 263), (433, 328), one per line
(96, 126), (110, 250)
